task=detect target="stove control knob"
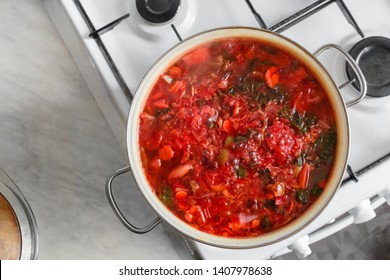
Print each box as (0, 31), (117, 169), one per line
(348, 199), (376, 224)
(379, 187), (390, 205)
(288, 235), (312, 259)
(136, 0), (181, 24)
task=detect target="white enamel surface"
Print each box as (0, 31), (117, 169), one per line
(348, 199), (376, 224)
(288, 235), (311, 259)
(127, 28), (349, 248)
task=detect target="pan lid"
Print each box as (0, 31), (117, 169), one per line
(0, 168), (39, 260)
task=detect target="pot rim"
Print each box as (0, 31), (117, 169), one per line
(127, 26), (350, 249)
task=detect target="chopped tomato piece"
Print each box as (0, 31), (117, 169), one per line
(169, 80), (186, 94)
(145, 132), (163, 151)
(222, 119), (234, 134)
(176, 201), (190, 211)
(297, 163), (310, 189)
(150, 90), (164, 101)
(139, 112), (156, 129)
(189, 205), (202, 214)
(168, 66), (182, 78)
(139, 112), (156, 122)
(149, 157), (161, 170)
(182, 47), (210, 66)
(159, 145), (174, 161)
(153, 99), (169, 109)
(184, 212), (194, 222)
(175, 190), (188, 200)
(265, 66), (280, 88)
(293, 66), (307, 83)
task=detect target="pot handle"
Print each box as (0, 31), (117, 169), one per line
(313, 44), (367, 107)
(105, 166), (162, 234)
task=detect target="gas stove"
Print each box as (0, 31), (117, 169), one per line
(43, 0), (390, 259)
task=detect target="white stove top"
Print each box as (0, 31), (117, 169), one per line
(44, 0), (390, 259)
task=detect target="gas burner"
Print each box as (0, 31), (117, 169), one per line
(129, 0), (196, 39)
(346, 36), (390, 97)
(136, 0), (181, 24)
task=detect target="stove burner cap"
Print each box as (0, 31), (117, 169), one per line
(346, 36), (390, 97)
(136, 0), (181, 24)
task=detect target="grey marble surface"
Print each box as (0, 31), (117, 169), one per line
(0, 0), (180, 259)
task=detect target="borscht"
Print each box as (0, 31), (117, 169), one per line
(138, 38), (337, 238)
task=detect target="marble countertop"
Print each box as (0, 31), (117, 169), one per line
(0, 0), (181, 259)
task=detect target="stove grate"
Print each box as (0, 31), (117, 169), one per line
(74, 0), (133, 101)
(245, 0), (364, 37)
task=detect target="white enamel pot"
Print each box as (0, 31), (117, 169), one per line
(106, 27), (367, 249)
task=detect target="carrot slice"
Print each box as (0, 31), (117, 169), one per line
(297, 163), (310, 189)
(159, 145), (174, 161)
(265, 66), (280, 88)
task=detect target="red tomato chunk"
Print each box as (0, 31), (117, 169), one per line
(139, 38), (337, 237)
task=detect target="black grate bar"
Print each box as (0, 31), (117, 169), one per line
(244, 0), (267, 29)
(269, 0), (334, 33)
(346, 165), (359, 182)
(74, 0), (133, 102)
(171, 24), (183, 41)
(341, 152), (390, 185)
(90, 13), (130, 39)
(269, 0), (364, 37)
(335, 0), (365, 38)
(73, 0), (95, 31)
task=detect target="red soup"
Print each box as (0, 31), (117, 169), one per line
(139, 38), (336, 238)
